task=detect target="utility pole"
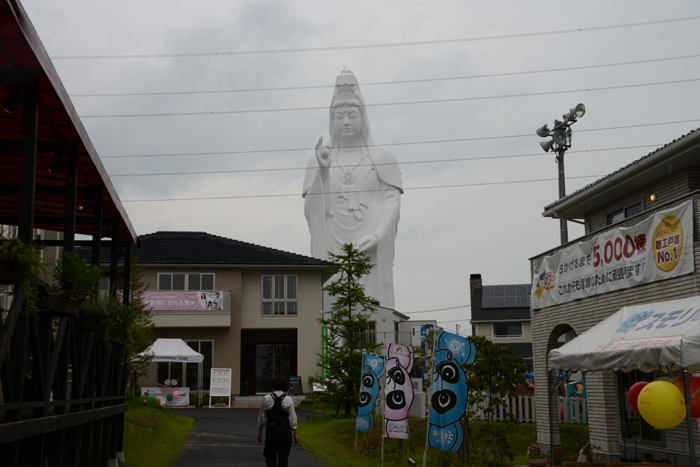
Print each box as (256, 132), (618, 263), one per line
(536, 103), (586, 245)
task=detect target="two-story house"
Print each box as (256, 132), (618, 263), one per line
(469, 274), (533, 372)
(81, 231), (331, 397)
(530, 127), (700, 462)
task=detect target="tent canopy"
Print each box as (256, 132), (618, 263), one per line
(548, 296), (700, 373)
(136, 338), (204, 363)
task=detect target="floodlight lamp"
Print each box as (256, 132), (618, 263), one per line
(48, 157), (67, 174)
(539, 140), (553, 153)
(536, 124), (550, 138)
(3, 89), (23, 113)
(553, 119), (563, 128)
(574, 103), (585, 118)
(552, 129), (567, 145)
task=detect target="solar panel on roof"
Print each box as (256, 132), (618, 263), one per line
(481, 284), (530, 308)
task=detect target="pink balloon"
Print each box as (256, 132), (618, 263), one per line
(173, 390), (180, 399)
(628, 381), (649, 412)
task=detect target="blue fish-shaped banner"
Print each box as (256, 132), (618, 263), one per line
(355, 354), (384, 432)
(427, 330), (476, 452)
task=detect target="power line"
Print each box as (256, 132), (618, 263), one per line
(120, 174), (605, 203)
(70, 53), (700, 98)
(100, 117), (700, 160)
(107, 144), (661, 178)
(80, 77), (700, 119)
(403, 305), (471, 314)
(439, 318), (472, 324)
(52, 16), (700, 60)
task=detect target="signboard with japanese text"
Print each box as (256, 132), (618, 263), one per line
(209, 368), (232, 397)
(144, 291), (224, 311)
(532, 200), (694, 310)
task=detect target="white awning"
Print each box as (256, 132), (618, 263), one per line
(136, 338), (204, 363)
(548, 295), (700, 373)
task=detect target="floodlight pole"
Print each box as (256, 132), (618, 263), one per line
(556, 148), (568, 245)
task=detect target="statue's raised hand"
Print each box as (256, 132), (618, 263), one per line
(315, 136), (331, 168)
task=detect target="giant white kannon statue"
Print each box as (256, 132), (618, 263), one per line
(302, 69), (403, 309)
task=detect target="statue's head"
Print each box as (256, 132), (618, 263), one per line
(328, 69), (374, 148)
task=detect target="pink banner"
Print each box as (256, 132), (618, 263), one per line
(144, 291), (223, 311)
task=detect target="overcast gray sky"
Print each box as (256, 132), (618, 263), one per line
(21, 0), (700, 331)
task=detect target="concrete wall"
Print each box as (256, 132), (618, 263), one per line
(530, 193), (700, 460)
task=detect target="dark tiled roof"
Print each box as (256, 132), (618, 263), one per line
(471, 308), (530, 322)
(77, 231), (330, 266)
(496, 343), (533, 359)
(544, 127), (700, 212)
(482, 284), (530, 308)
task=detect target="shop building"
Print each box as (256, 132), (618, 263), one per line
(530, 128), (700, 461)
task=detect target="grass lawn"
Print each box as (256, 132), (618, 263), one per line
(121, 399), (194, 467)
(297, 412), (589, 467)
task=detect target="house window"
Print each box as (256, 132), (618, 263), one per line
(618, 370), (663, 444)
(261, 275), (297, 316)
(359, 322), (376, 345)
(493, 322), (523, 338)
(156, 340), (213, 391)
(606, 201), (643, 226)
(158, 273), (215, 291)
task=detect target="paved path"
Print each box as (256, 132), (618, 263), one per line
(171, 407), (327, 467)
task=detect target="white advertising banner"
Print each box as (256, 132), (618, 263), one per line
(532, 200), (694, 309)
(210, 368), (232, 397)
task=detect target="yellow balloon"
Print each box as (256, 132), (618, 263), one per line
(637, 381), (686, 429)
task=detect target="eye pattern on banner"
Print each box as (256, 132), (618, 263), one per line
(428, 330), (476, 452)
(356, 354), (384, 433)
(384, 344), (414, 439)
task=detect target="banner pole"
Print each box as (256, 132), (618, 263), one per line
(423, 328), (439, 467)
(382, 349), (386, 467)
(356, 350), (365, 453)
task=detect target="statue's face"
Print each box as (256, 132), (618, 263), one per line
(333, 105), (362, 142)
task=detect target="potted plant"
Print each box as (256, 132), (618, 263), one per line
(77, 292), (109, 332)
(41, 250), (101, 317)
(527, 444), (549, 467)
(0, 238), (46, 313)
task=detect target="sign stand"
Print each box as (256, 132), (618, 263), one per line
(209, 368), (232, 408)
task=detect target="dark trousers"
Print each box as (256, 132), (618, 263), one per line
(263, 425), (292, 467)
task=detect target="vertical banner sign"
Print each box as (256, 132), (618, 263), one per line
(428, 330), (476, 452)
(321, 326), (328, 378)
(532, 200), (694, 309)
(356, 354), (385, 432)
(384, 344), (414, 439)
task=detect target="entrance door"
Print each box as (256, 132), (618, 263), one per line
(255, 344), (293, 393)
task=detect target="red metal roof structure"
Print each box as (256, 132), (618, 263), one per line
(0, 0), (137, 243)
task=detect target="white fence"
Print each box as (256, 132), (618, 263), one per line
(469, 396), (588, 424)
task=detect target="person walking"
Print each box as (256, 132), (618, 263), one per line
(257, 375), (299, 467)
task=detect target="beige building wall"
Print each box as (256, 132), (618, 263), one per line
(241, 267), (324, 391)
(474, 320), (532, 343)
(141, 265), (243, 393)
(531, 193), (700, 459)
(140, 264), (324, 396)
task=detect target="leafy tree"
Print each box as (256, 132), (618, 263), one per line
(309, 243), (381, 417)
(124, 256), (154, 389)
(464, 335), (527, 464)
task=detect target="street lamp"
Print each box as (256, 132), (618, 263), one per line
(536, 103), (586, 245)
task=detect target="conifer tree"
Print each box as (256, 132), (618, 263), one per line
(310, 243), (381, 417)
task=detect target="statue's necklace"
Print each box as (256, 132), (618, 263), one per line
(337, 149), (365, 184)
